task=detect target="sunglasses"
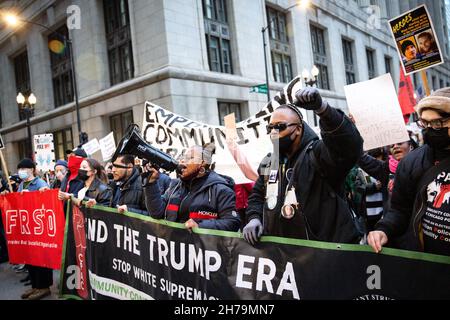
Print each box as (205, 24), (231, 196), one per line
(266, 123), (301, 135)
(112, 163), (132, 169)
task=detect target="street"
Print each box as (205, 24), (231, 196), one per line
(0, 262), (61, 300)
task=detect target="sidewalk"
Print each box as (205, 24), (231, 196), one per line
(0, 262), (61, 300)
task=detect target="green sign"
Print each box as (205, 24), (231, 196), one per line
(250, 84), (268, 94)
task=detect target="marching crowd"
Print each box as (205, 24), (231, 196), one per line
(0, 86), (449, 300)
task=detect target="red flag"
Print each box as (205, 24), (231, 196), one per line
(398, 66), (416, 119)
(0, 189), (65, 269)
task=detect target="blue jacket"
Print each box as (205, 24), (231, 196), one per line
(144, 171), (240, 231)
(18, 176), (48, 191)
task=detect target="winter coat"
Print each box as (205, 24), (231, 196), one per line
(82, 178), (112, 206)
(144, 171), (240, 231)
(375, 145), (450, 251)
(60, 172), (85, 196)
(246, 107), (363, 243)
(110, 167), (147, 216)
(18, 176), (48, 191)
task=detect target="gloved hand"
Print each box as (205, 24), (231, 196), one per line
(243, 218), (263, 245)
(295, 87), (327, 112)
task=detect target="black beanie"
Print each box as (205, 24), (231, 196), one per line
(401, 40), (415, 55)
(17, 158), (35, 169)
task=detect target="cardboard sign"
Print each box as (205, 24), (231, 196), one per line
(344, 74), (410, 151)
(33, 134), (56, 173)
(82, 138), (101, 156)
(99, 132), (116, 162)
(389, 4), (444, 75)
(224, 113), (238, 140)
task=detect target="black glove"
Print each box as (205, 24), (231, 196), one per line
(295, 87), (326, 111)
(243, 218), (263, 245)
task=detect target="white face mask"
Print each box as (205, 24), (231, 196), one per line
(18, 170), (30, 180)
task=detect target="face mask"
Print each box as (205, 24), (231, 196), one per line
(68, 156), (84, 173)
(18, 170), (29, 180)
(77, 169), (90, 182)
(271, 130), (296, 155)
(423, 128), (450, 150)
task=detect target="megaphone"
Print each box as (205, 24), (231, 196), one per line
(112, 124), (180, 172)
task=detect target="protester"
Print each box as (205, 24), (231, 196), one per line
(58, 147), (87, 201)
(51, 159), (68, 189)
(368, 88), (450, 256)
(72, 158), (112, 207)
(143, 143), (240, 231)
(16, 158), (52, 300)
(243, 87), (363, 245)
(87, 154), (147, 215)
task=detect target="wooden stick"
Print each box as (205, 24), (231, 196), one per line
(0, 150), (13, 192)
(420, 70), (431, 96)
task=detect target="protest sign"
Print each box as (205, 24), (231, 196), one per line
(389, 4), (444, 75)
(60, 205), (450, 300)
(99, 132), (116, 162)
(344, 74), (410, 151)
(0, 189), (65, 269)
(33, 134), (56, 173)
(140, 76), (305, 184)
(82, 138), (101, 156)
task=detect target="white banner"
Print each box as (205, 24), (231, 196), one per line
(82, 138), (101, 156)
(344, 73), (410, 151)
(99, 132), (116, 162)
(141, 76), (305, 184)
(33, 134), (56, 173)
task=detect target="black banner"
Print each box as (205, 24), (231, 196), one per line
(60, 205), (450, 300)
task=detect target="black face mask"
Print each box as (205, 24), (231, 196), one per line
(423, 128), (450, 150)
(77, 169), (90, 182)
(271, 130), (296, 155)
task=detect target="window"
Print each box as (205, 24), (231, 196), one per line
(14, 51), (33, 120)
(342, 39), (356, 85)
(203, 0), (233, 74)
(18, 139), (32, 160)
(384, 56), (392, 74)
(110, 110), (133, 143)
(311, 25), (330, 89)
(366, 48), (376, 79)
(440, 79), (444, 89)
(218, 102), (242, 126)
(53, 128), (74, 161)
(267, 7), (293, 83)
(49, 25), (74, 108)
(267, 7), (288, 43)
(103, 0), (134, 85)
(432, 76), (437, 90)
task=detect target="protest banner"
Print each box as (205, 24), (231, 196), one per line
(82, 138), (101, 156)
(389, 4), (444, 75)
(99, 132), (116, 162)
(60, 205), (450, 300)
(398, 65), (416, 121)
(344, 74), (410, 151)
(33, 134), (56, 173)
(140, 76), (305, 184)
(0, 189), (65, 269)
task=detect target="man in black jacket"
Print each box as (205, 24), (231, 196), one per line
(110, 154), (147, 216)
(243, 87), (364, 244)
(368, 88), (450, 256)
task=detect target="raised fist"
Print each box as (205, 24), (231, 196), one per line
(295, 87), (326, 111)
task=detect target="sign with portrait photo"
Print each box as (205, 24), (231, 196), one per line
(389, 4), (444, 75)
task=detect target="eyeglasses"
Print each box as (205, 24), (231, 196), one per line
(416, 116), (450, 130)
(112, 163), (131, 169)
(266, 123), (300, 135)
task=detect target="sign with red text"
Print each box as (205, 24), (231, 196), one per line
(0, 189), (65, 269)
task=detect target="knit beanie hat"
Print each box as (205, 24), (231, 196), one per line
(415, 87), (450, 116)
(17, 158), (35, 169)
